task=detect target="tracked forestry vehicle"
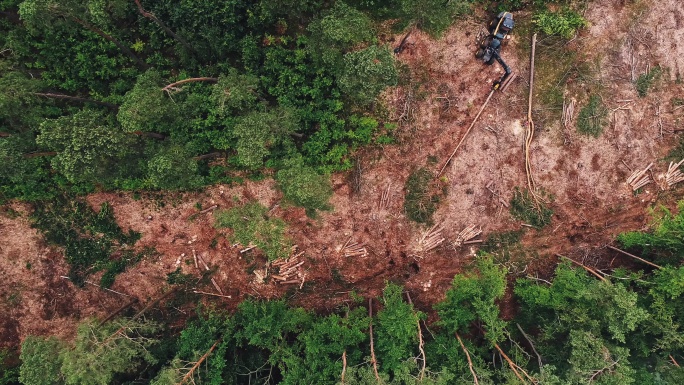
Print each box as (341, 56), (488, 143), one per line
(476, 12), (515, 91)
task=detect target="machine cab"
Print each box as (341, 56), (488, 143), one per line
(489, 12), (514, 40)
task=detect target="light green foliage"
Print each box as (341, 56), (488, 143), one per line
(210, 69), (261, 117)
(214, 202), (291, 261)
(515, 263), (648, 343)
(577, 94), (607, 137)
(338, 45), (398, 105)
(644, 266), (684, 352)
(59, 318), (159, 385)
(233, 108), (298, 170)
(276, 157), (333, 216)
(146, 144), (202, 190)
(36, 109), (133, 185)
(19, 336), (64, 385)
(635, 66), (662, 97)
(567, 330), (635, 385)
(0, 69), (47, 132)
(534, 9), (587, 39)
(375, 283), (420, 373)
(436, 256), (507, 344)
(618, 201), (684, 264)
(308, 2), (374, 66)
(117, 70), (179, 135)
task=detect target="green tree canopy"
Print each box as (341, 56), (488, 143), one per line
(275, 156), (333, 216)
(338, 45), (397, 105)
(36, 109), (134, 185)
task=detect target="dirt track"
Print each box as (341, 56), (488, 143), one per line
(2, 0), (684, 347)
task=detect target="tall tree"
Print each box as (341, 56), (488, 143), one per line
(36, 109), (134, 185)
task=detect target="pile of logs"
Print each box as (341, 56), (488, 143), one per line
(339, 237), (368, 258)
(626, 163), (653, 191)
(665, 159), (684, 188)
(453, 225), (482, 247)
(413, 223), (445, 258)
(271, 247), (307, 287)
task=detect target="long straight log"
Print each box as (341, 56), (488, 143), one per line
(439, 89), (496, 176)
(368, 298), (380, 382)
(456, 333), (480, 385)
(557, 254), (606, 281)
(162, 77), (218, 91)
(179, 340), (221, 385)
(607, 245), (662, 269)
(525, 33), (537, 191)
(494, 343), (527, 384)
(99, 298), (139, 326)
(31, 93), (118, 109)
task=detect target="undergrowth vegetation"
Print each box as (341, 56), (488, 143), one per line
(214, 202), (291, 261)
(403, 167), (446, 225)
(635, 65), (662, 97)
(577, 94), (608, 137)
(30, 196), (146, 286)
(509, 187), (554, 229)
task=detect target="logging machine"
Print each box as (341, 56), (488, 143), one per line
(476, 12), (515, 91)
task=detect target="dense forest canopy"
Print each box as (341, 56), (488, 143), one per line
(2, 0), (684, 384)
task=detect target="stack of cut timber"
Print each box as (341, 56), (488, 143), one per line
(414, 223), (445, 257)
(626, 163), (653, 191)
(453, 225), (482, 247)
(271, 248), (306, 286)
(339, 237), (368, 258)
(665, 159), (684, 188)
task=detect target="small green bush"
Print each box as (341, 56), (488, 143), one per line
(509, 187), (553, 229)
(403, 168), (445, 224)
(577, 95), (607, 137)
(534, 9), (587, 39)
(635, 66), (662, 97)
(214, 202), (291, 261)
(276, 158), (333, 217)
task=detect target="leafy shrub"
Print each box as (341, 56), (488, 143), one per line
(534, 9), (587, 38)
(276, 158), (333, 217)
(403, 167), (445, 224)
(635, 66), (662, 97)
(576, 94), (607, 137)
(338, 45), (398, 105)
(618, 201), (684, 265)
(509, 187), (553, 229)
(214, 202), (291, 261)
(19, 336), (64, 385)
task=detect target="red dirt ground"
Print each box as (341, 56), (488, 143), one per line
(2, 0), (684, 347)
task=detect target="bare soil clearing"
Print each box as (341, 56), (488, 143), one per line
(2, 0), (684, 344)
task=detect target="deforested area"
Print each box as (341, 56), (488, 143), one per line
(1, 0), (684, 383)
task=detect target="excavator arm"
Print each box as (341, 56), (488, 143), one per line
(491, 50), (512, 90)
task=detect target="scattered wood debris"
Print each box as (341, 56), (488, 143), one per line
(338, 237), (368, 258)
(562, 97), (576, 129)
(665, 159), (684, 188)
(453, 225), (482, 247)
(626, 163), (653, 191)
(412, 223), (445, 258)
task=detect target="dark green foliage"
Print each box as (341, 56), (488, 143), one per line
(403, 167), (445, 224)
(276, 157), (333, 216)
(214, 202), (291, 261)
(375, 283), (420, 373)
(577, 94), (608, 137)
(31, 196), (143, 286)
(635, 66), (662, 97)
(509, 187), (553, 229)
(534, 9), (587, 38)
(36, 109), (135, 187)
